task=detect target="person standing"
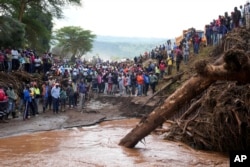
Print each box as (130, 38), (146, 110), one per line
(143, 72), (150, 96)
(51, 83), (60, 114)
(72, 81), (78, 108)
(0, 51), (5, 71)
(18, 82), (25, 115)
(0, 86), (8, 123)
(130, 72), (137, 96)
(245, 1), (250, 29)
(205, 25), (212, 46)
(6, 84), (18, 119)
(11, 48), (19, 71)
(23, 85), (31, 120)
(6, 50), (12, 73)
(18, 54), (25, 71)
(111, 72), (118, 95)
(149, 72), (158, 94)
(77, 80), (87, 111)
(66, 83), (74, 109)
(29, 53), (35, 73)
(193, 33), (201, 54)
(166, 55), (173, 75)
(232, 7), (241, 28)
(42, 81), (50, 112)
(136, 71), (144, 96)
(103, 72), (109, 94)
(34, 56), (42, 74)
(239, 5), (245, 26)
(154, 64), (160, 79)
(123, 73), (130, 95)
(97, 72), (103, 93)
(29, 83), (38, 116)
(34, 84), (41, 114)
(159, 60), (166, 79)
(107, 72), (113, 95)
(183, 42), (189, 65)
(118, 73), (124, 96)
(60, 87), (67, 112)
(175, 46), (183, 72)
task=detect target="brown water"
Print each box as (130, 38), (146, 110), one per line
(0, 119), (229, 167)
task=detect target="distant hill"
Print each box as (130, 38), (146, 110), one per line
(85, 35), (170, 61)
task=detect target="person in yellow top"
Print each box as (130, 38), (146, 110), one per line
(29, 83), (38, 116)
(167, 55), (173, 75)
(154, 64), (160, 78)
(34, 84), (41, 114)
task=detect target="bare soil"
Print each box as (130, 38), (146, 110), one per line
(0, 95), (156, 138)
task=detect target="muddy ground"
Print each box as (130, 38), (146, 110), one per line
(0, 95), (157, 138)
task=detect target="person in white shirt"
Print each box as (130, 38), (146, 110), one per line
(34, 56), (42, 73)
(11, 48), (19, 70)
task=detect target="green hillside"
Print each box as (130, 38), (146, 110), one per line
(86, 36), (169, 61)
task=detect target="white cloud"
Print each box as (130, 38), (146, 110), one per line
(54, 0), (246, 38)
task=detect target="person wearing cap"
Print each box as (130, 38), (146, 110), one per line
(51, 83), (60, 114)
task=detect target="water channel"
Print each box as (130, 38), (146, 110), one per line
(0, 119), (229, 167)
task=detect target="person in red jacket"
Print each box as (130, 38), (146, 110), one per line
(159, 60), (166, 79)
(0, 86), (9, 123)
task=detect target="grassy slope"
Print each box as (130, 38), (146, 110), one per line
(156, 45), (215, 96)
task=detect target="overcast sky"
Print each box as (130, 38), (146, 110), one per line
(54, 0), (246, 39)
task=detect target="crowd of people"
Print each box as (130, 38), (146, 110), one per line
(205, 1), (250, 46)
(0, 48), (53, 74)
(0, 2), (249, 123)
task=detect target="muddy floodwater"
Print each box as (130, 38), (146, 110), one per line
(0, 119), (229, 167)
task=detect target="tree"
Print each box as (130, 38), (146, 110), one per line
(0, 16), (25, 47)
(22, 6), (53, 52)
(53, 26), (96, 59)
(0, 0), (81, 22)
(0, 0), (81, 50)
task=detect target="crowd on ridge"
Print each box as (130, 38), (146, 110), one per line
(0, 2), (250, 123)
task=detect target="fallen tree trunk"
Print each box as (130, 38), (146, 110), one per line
(162, 72), (183, 82)
(195, 49), (250, 83)
(119, 76), (215, 148)
(119, 49), (250, 148)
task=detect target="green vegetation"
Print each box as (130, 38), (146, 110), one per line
(156, 45), (214, 97)
(0, 0), (82, 52)
(0, 16), (25, 47)
(53, 26), (96, 59)
(88, 36), (166, 60)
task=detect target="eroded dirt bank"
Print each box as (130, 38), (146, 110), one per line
(0, 95), (156, 138)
